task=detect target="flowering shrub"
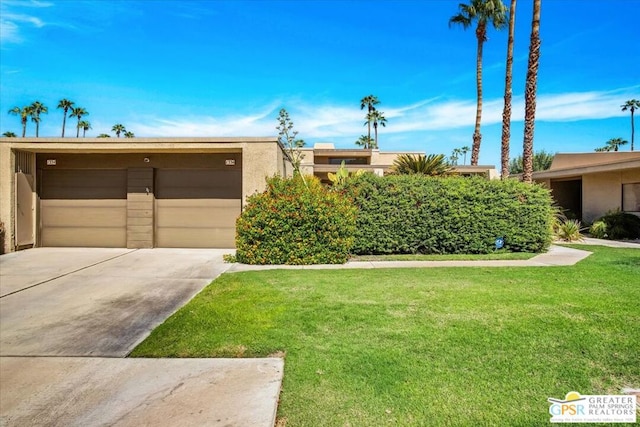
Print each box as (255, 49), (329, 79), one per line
(235, 175), (356, 264)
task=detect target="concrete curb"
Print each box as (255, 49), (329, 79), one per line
(227, 244), (595, 272)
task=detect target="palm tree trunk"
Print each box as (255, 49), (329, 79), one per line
(471, 24), (485, 166)
(522, 0), (541, 184)
(374, 122), (378, 148)
(631, 109), (635, 151)
(76, 119), (80, 138)
(500, 0), (517, 180)
(35, 121), (39, 138)
(61, 110), (67, 137)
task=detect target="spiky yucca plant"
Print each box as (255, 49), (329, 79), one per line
(390, 154), (454, 176)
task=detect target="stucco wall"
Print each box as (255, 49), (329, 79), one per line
(582, 169), (640, 223)
(0, 144), (15, 254)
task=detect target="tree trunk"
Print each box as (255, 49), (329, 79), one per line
(522, 0), (541, 184)
(471, 23), (486, 166)
(374, 122), (378, 148)
(500, 0), (517, 180)
(631, 109), (635, 151)
(76, 119), (81, 138)
(61, 111), (67, 137)
(21, 119), (26, 138)
(35, 120), (39, 138)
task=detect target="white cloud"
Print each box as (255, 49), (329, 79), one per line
(128, 88), (639, 140)
(0, 0), (51, 44)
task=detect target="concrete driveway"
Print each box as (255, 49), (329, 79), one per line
(0, 248), (283, 426)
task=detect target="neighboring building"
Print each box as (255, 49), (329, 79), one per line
(299, 143), (497, 182)
(0, 137), (292, 253)
(532, 152), (640, 223)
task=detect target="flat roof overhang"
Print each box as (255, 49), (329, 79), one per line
(313, 149), (373, 158)
(1, 137), (278, 154)
(313, 164), (389, 173)
(532, 159), (640, 180)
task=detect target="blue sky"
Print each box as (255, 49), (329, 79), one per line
(1, 0), (639, 166)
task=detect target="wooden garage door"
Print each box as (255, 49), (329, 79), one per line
(40, 169), (127, 247)
(155, 169), (241, 248)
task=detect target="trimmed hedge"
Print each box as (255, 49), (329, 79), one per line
(339, 174), (554, 254)
(235, 175), (356, 264)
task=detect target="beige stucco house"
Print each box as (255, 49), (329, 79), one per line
(533, 152), (640, 223)
(300, 143), (498, 182)
(0, 137), (292, 253)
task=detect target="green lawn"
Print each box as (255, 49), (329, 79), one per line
(131, 246), (640, 426)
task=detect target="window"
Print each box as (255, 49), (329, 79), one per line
(622, 183), (640, 212)
(328, 157), (368, 165)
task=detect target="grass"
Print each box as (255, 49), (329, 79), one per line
(131, 246), (640, 426)
(350, 251), (535, 261)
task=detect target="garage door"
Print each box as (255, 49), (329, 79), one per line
(155, 169), (241, 248)
(40, 169), (127, 247)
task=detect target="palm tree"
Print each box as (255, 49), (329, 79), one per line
(500, 0), (517, 179)
(460, 146), (471, 165)
(123, 131), (135, 138)
(97, 133), (111, 138)
(70, 107), (88, 138)
(112, 124), (126, 138)
(360, 95), (380, 141)
(57, 99), (75, 137)
(78, 120), (91, 138)
(2, 131), (17, 137)
(450, 148), (461, 165)
(595, 137), (628, 152)
(8, 106), (31, 137)
(29, 101), (48, 137)
(621, 99), (640, 151)
(367, 110), (387, 149)
(390, 154), (455, 176)
(355, 134), (374, 149)
(449, 0), (508, 166)
(521, 0), (541, 184)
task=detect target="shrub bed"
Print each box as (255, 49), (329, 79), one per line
(339, 174), (553, 254)
(235, 175), (356, 264)
(593, 209), (640, 240)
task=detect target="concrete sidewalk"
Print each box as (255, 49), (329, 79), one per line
(227, 244), (594, 272)
(0, 248), (283, 427)
(0, 357), (283, 427)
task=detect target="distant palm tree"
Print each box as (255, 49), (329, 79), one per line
(112, 124), (126, 138)
(123, 130), (135, 138)
(367, 110), (386, 149)
(8, 106), (31, 137)
(595, 138), (628, 152)
(621, 99), (640, 151)
(2, 131), (17, 137)
(78, 120), (91, 137)
(449, 0), (508, 166)
(450, 148), (462, 165)
(360, 95), (380, 141)
(390, 154), (454, 176)
(57, 99), (75, 137)
(97, 133), (111, 138)
(70, 107), (89, 138)
(500, 0), (517, 179)
(355, 134), (374, 149)
(29, 101), (48, 137)
(460, 146), (471, 165)
(521, 0), (541, 184)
